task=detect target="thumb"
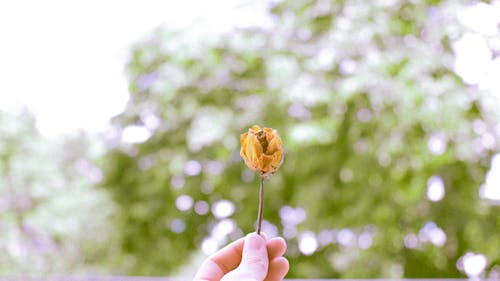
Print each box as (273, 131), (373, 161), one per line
(221, 233), (269, 281)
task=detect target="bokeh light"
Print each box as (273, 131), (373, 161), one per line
(298, 231), (318, 256)
(211, 200), (236, 219)
(426, 175), (445, 202)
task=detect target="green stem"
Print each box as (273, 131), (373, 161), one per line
(256, 175), (264, 235)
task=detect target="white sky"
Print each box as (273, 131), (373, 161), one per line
(0, 0), (272, 137)
(0, 0), (498, 139)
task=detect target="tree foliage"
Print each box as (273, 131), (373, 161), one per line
(0, 111), (114, 274)
(100, 0), (500, 278)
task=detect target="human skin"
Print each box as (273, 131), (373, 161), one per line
(193, 233), (289, 281)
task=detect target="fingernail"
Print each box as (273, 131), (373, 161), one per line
(246, 233), (265, 250)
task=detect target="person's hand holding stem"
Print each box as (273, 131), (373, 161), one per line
(193, 125), (287, 281)
(193, 233), (288, 281)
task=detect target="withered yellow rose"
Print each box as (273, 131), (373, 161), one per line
(240, 125), (283, 178)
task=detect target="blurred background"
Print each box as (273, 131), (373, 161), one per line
(0, 0), (499, 279)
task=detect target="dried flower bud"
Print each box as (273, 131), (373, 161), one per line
(240, 125), (283, 178)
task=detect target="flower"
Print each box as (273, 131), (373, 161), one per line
(240, 125), (283, 178)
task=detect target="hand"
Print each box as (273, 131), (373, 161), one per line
(193, 232), (289, 281)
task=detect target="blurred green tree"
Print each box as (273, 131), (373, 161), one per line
(0, 111), (114, 274)
(100, 0), (500, 278)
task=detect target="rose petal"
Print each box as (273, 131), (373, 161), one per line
(245, 133), (262, 164)
(271, 150), (283, 169)
(260, 154), (274, 172)
(266, 136), (282, 155)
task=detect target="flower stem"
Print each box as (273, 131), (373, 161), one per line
(256, 175), (264, 235)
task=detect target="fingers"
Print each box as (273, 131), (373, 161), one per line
(207, 233), (285, 275)
(203, 233), (284, 277)
(264, 257), (289, 281)
(193, 238), (245, 281)
(193, 259), (225, 281)
(210, 238), (245, 274)
(239, 233), (269, 274)
(265, 236), (288, 281)
(194, 233), (288, 281)
(266, 237), (287, 259)
(221, 233), (269, 281)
